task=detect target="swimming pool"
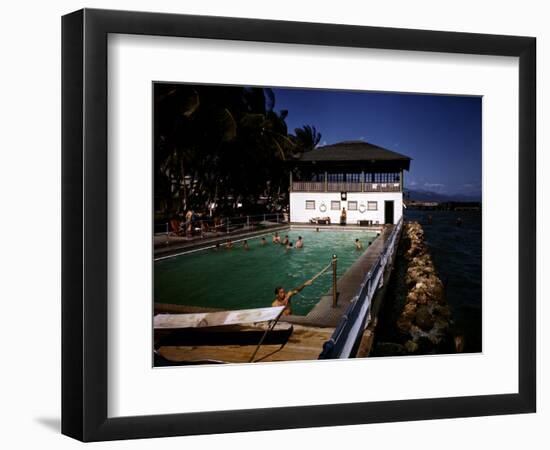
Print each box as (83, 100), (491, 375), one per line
(154, 229), (377, 315)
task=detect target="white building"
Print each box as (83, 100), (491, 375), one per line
(289, 141), (411, 225)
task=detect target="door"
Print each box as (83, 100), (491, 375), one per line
(384, 200), (394, 224)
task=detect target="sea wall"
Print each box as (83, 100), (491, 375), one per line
(395, 221), (452, 353)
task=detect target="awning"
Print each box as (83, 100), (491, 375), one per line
(153, 306), (285, 330)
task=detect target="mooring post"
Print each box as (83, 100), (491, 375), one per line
(332, 254), (338, 307)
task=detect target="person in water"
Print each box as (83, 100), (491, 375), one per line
(272, 232), (281, 244)
(260, 237), (267, 246)
(225, 239), (233, 249)
(355, 238), (363, 250)
(315, 227), (320, 232)
(242, 240), (249, 250)
(296, 236), (303, 248)
(272, 278), (314, 315)
(282, 235), (290, 246)
(285, 241), (293, 252)
(214, 243), (221, 251)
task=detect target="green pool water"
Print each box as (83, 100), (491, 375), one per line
(154, 229), (377, 315)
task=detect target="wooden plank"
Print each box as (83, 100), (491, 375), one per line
(157, 324), (335, 363)
(154, 306), (285, 329)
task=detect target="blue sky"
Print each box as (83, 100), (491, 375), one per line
(272, 88), (481, 197)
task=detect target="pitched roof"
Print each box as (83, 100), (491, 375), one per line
(297, 140), (411, 169)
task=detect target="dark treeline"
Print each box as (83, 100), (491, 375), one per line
(154, 84), (321, 220)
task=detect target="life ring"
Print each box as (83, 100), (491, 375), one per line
(319, 203), (327, 213)
(358, 203), (366, 214)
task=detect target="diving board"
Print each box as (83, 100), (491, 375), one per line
(154, 306), (285, 329)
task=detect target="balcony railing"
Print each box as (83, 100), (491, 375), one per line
(292, 181), (401, 193)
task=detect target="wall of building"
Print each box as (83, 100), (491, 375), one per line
(289, 191), (403, 224)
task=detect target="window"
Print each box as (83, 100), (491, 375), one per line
(348, 201), (358, 211)
(305, 200), (315, 210)
(331, 200), (341, 210)
(367, 201), (378, 211)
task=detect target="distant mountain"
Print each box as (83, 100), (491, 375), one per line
(405, 189), (481, 203)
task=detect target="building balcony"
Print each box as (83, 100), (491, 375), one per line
(291, 181), (401, 193)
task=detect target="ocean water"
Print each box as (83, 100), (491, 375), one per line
(154, 229), (376, 315)
(403, 209), (482, 352)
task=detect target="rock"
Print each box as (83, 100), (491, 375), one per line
(426, 277), (445, 302)
(433, 318), (449, 332)
(433, 304), (451, 319)
(415, 281), (427, 290)
(402, 303), (417, 319)
(415, 306), (435, 331)
(406, 290), (419, 304)
(396, 316), (413, 333)
(394, 221), (452, 351)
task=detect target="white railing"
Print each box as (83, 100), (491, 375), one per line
(292, 181), (401, 192)
(319, 217), (403, 359)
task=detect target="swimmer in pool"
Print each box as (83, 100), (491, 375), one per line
(355, 238), (363, 250)
(260, 237), (267, 246)
(272, 232), (281, 244)
(296, 236), (303, 248)
(272, 278), (314, 315)
(225, 239), (233, 249)
(282, 235), (290, 246)
(242, 240), (249, 250)
(285, 241), (293, 252)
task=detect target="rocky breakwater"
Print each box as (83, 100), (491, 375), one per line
(396, 221), (453, 354)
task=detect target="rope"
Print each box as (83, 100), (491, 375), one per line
(308, 260), (333, 284)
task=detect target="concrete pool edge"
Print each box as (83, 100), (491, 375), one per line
(154, 223), (289, 260)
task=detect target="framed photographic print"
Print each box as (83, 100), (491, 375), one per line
(62, 8), (536, 442)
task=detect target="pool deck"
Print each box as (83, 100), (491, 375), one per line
(157, 323), (336, 364)
(154, 223), (289, 259)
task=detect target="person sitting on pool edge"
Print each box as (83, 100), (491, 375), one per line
(296, 236), (303, 248)
(272, 278), (314, 315)
(355, 238), (363, 250)
(272, 232), (281, 244)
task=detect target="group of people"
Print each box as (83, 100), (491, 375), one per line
(215, 232), (366, 252)
(271, 232), (303, 250)
(214, 232), (305, 252)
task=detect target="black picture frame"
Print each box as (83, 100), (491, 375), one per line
(62, 8), (536, 442)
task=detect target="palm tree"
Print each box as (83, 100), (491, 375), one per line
(154, 84), (322, 217)
(293, 125), (322, 152)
